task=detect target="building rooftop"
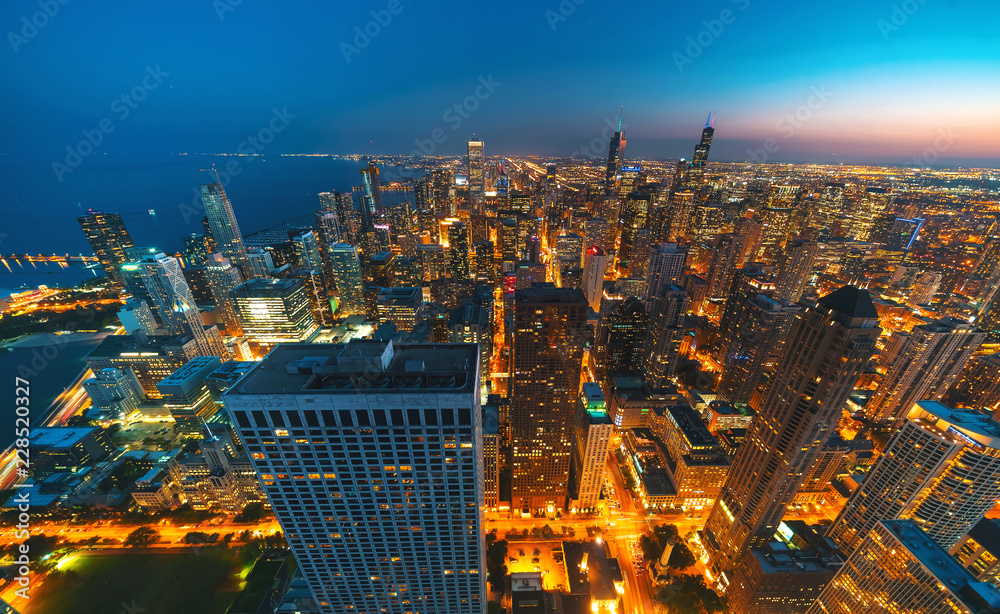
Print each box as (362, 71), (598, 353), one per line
(667, 405), (719, 450)
(514, 285), (586, 304)
(86, 334), (194, 358)
(750, 541), (844, 574)
(882, 520), (1000, 611)
(29, 427), (101, 449)
(157, 356), (222, 388)
(232, 278), (302, 294)
(908, 401), (1000, 449)
(228, 340), (478, 395)
(817, 285), (878, 319)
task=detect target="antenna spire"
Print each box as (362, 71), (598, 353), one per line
(618, 106), (623, 132)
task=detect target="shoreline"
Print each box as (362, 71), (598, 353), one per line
(0, 330), (111, 350)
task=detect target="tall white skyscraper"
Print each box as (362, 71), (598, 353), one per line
(223, 340), (486, 614)
(201, 180), (252, 278)
(467, 138), (484, 213)
(826, 401), (1000, 555)
(645, 243), (687, 307)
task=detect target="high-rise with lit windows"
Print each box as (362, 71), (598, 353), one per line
(572, 383), (613, 510)
(230, 278), (317, 353)
(77, 210), (135, 286)
(467, 138), (485, 213)
(222, 340), (486, 614)
(826, 401), (1000, 556)
(807, 520), (1000, 614)
(510, 285), (588, 514)
(200, 181), (252, 278)
(122, 249), (226, 358)
(704, 286), (880, 589)
(864, 317), (984, 426)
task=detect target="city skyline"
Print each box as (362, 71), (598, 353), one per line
(6, 3), (1000, 613)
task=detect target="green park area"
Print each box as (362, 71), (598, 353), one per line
(27, 550), (248, 614)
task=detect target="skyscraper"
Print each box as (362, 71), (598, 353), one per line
(775, 239), (818, 303)
(603, 110), (625, 213)
(717, 294), (799, 405)
(229, 278), (317, 353)
(77, 210), (135, 286)
(603, 296), (648, 380)
(645, 243), (688, 306)
(319, 191), (357, 244)
(222, 341), (486, 614)
(467, 138), (485, 213)
(204, 252), (244, 336)
(292, 230), (323, 271)
(704, 286), (880, 588)
(705, 233), (748, 301)
(582, 246), (607, 313)
(328, 244), (364, 316)
(584, 217), (609, 254)
(945, 353), (1000, 416)
(643, 284), (689, 389)
(122, 249), (226, 358)
(448, 222), (470, 280)
(510, 285), (588, 514)
(758, 207), (794, 263)
(865, 317), (985, 426)
(617, 192), (650, 275)
(200, 181), (252, 278)
(826, 401), (1000, 555)
(715, 264), (776, 360)
(430, 169), (455, 217)
(572, 383), (613, 510)
(685, 110), (715, 190)
(807, 520), (1000, 614)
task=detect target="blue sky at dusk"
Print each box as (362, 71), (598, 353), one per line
(2, 0), (999, 164)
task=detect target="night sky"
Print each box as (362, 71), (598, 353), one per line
(2, 0), (999, 164)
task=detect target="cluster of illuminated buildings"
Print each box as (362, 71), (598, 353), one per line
(10, 113), (1000, 614)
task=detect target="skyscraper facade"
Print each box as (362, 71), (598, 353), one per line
(705, 233), (748, 300)
(230, 278), (317, 353)
(807, 520), (1000, 614)
(717, 294), (799, 405)
(582, 246), (607, 313)
(603, 114), (625, 213)
(200, 181), (252, 278)
(685, 111), (715, 190)
(704, 286), (880, 588)
(603, 296), (648, 378)
(775, 239), (818, 303)
(204, 252), (244, 336)
(328, 244), (365, 316)
(826, 401), (1000, 555)
(864, 317), (985, 426)
(643, 284), (689, 389)
(645, 243), (688, 307)
(78, 210), (135, 286)
(222, 341), (486, 614)
(573, 383), (613, 510)
(510, 285), (588, 514)
(122, 249), (225, 358)
(467, 138), (485, 213)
